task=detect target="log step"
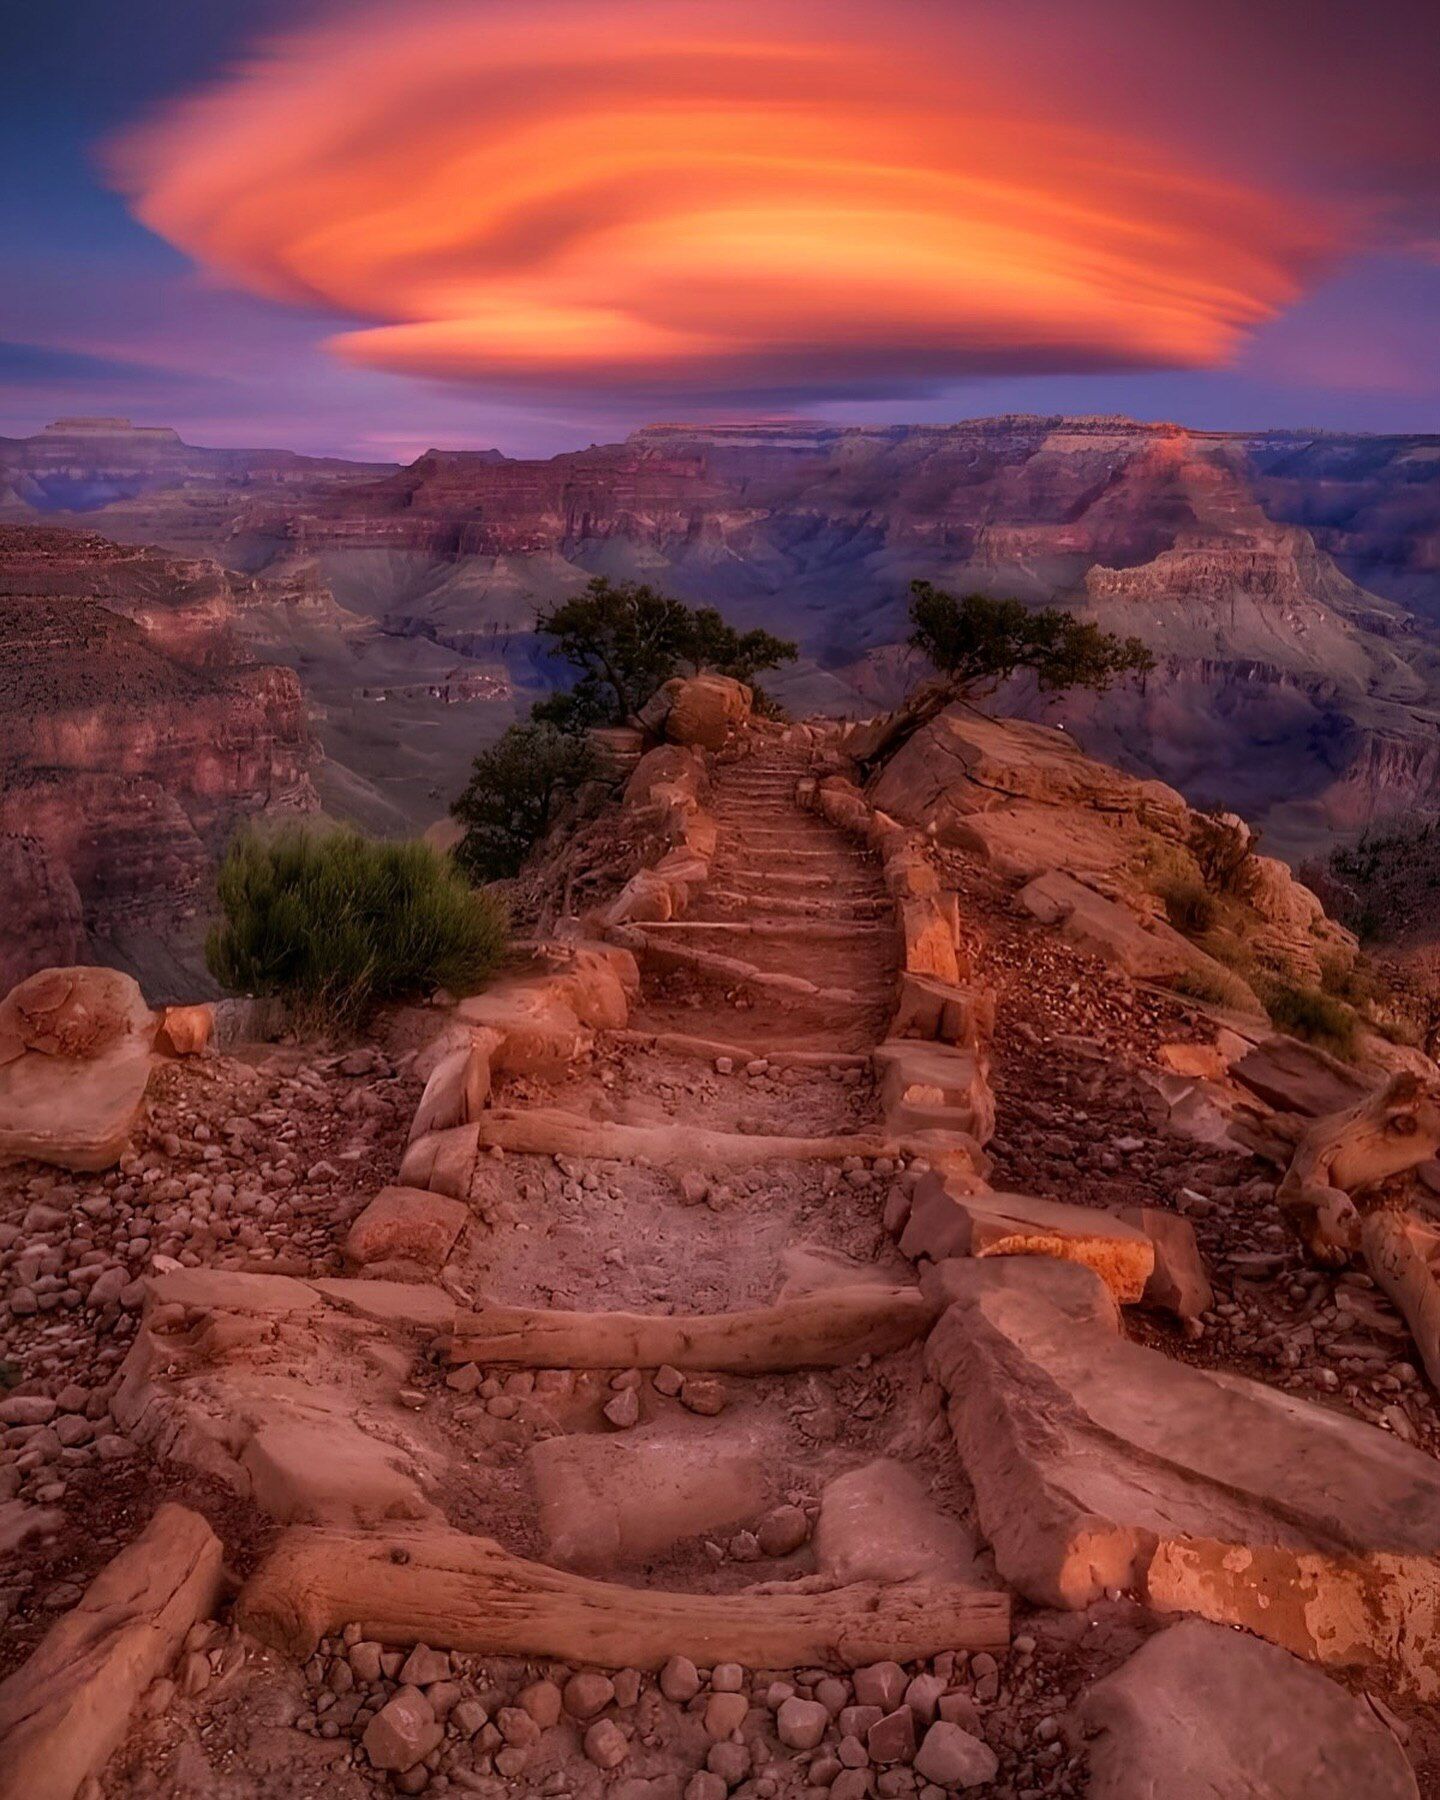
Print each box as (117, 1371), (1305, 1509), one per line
(237, 1526), (1011, 1665)
(450, 1285), (936, 1370)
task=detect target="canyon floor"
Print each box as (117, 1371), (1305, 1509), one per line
(2, 739), (1437, 1798)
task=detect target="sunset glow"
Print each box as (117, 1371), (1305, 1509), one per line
(108, 1), (1334, 401)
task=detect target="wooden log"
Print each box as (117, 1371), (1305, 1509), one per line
(451, 1285), (936, 1370)
(0, 1504), (223, 1800)
(607, 1028), (870, 1071)
(473, 1107), (898, 1168)
(1361, 1208), (1440, 1391)
(237, 1525), (1010, 1665)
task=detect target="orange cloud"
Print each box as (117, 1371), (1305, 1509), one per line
(109, 0), (1337, 400)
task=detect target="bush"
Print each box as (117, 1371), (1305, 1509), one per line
(207, 828), (506, 1028)
(1156, 874), (1217, 937)
(1261, 980), (1359, 1060)
(1164, 965), (1259, 1013)
(451, 723), (600, 881)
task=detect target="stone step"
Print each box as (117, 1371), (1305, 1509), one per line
(704, 888), (888, 919)
(638, 918), (892, 942)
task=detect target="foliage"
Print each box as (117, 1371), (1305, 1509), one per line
(535, 577), (796, 728)
(1320, 819), (1440, 943)
(1164, 965), (1259, 1014)
(451, 723), (600, 882)
(908, 581), (1155, 698)
(206, 827), (506, 1028)
(1261, 980), (1359, 1061)
(1156, 873), (1217, 937)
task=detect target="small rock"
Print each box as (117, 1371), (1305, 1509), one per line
(660, 1655), (701, 1702)
(584, 1718), (629, 1769)
(363, 1690), (443, 1772)
(913, 1722), (998, 1789)
(757, 1504), (809, 1557)
(564, 1671), (617, 1719)
(776, 1697), (830, 1751)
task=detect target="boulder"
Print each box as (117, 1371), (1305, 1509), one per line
(924, 1255), (1440, 1696)
(154, 1003), (214, 1056)
(1079, 1618), (1419, 1799)
(0, 1504), (223, 1800)
(1119, 1206), (1213, 1319)
(873, 1041), (995, 1145)
(814, 1459), (982, 1588)
(0, 965), (156, 1170)
(1232, 1035), (1369, 1118)
(529, 1432), (766, 1571)
(663, 675), (752, 750)
(898, 894), (965, 983)
(455, 982), (591, 1076)
(408, 1034), (498, 1142)
(901, 1173), (1154, 1304)
(625, 744), (708, 808)
(345, 1187), (469, 1274)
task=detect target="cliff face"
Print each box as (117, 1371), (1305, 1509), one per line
(7, 415), (1440, 853)
(0, 527), (317, 998)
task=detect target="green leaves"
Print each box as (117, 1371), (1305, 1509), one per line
(206, 828), (507, 1027)
(536, 578), (797, 727)
(451, 722), (600, 882)
(907, 580), (1155, 697)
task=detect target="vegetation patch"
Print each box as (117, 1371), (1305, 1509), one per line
(207, 828), (507, 1029)
(1260, 979), (1359, 1061)
(452, 723), (602, 882)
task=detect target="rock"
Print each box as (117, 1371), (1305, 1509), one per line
(154, 1004), (213, 1057)
(867, 1706), (917, 1765)
(362, 1689), (442, 1772)
(585, 1717), (630, 1769)
(663, 675), (752, 751)
(680, 1377), (727, 1416)
(1119, 1205), (1214, 1319)
(398, 1645), (451, 1686)
(0, 1504), (223, 1800)
(757, 1504), (810, 1557)
(517, 1678), (563, 1728)
(704, 1691), (749, 1738)
(529, 1434), (764, 1571)
(604, 1388), (642, 1430)
(913, 1721), (998, 1789)
(710, 1662), (745, 1692)
(901, 1171), (1154, 1303)
(344, 1187), (468, 1273)
(564, 1671), (616, 1719)
(852, 1663), (908, 1712)
(924, 1256), (1440, 1697)
(814, 1460), (980, 1588)
(1231, 1035), (1369, 1118)
(776, 1697), (829, 1750)
(0, 966), (156, 1171)
(1079, 1618), (1420, 1798)
(660, 1656), (701, 1702)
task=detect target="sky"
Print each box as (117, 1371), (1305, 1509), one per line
(3, 0), (1437, 461)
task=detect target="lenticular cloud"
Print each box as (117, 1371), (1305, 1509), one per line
(108, 0), (1333, 401)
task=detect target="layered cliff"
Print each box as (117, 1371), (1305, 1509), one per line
(0, 527), (316, 995)
(6, 414), (1440, 853)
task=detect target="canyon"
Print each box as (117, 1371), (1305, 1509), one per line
(7, 415), (1440, 844)
(3, 413), (1440, 990)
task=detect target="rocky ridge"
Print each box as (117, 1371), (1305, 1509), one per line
(3, 684), (1440, 1796)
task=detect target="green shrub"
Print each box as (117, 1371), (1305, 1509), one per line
(1164, 965), (1258, 1013)
(451, 723), (600, 881)
(1262, 980), (1359, 1060)
(207, 828), (506, 1028)
(1156, 874), (1217, 937)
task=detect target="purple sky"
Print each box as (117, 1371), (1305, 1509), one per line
(3, 0), (1437, 460)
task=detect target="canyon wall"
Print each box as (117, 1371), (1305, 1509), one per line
(0, 527), (316, 997)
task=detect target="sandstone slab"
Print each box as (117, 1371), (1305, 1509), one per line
(924, 1255), (1440, 1696)
(530, 1431), (766, 1571)
(901, 1173), (1153, 1303)
(1119, 1205), (1213, 1319)
(345, 1186), (468, 1274)
(1079, 1618), (1419, 1799)
(0, 965), (155, 1171)
(0, 1503), (223, 1800)
(814, 1459), (982, 1588)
